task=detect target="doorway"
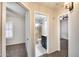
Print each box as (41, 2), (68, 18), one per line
(60, 14), (68, 57)
(4, 2), (30, 57)
(6, 2), (27, 57)
(34, 12), (48, 57)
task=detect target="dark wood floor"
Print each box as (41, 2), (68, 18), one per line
(6, 39), (68, 57)
(6, 43), (27, 57)
(41, 39), (68, 57)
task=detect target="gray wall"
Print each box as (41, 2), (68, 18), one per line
(6, 9), (25, 45)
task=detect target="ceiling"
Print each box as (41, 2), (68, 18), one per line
(35, 13), (47, 24)
(7, 2), (26, 17)
(34, 2), (64, 9)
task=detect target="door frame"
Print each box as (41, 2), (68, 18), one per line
(2, 2), (31, 57)
(34, 11), (49, 56)
(58, 13), (68, 56)
(2, 2), (6, 57)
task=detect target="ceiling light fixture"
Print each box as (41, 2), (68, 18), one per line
(64, 2), (73, 11)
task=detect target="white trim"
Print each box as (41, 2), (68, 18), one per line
(2, 2), (7, 57)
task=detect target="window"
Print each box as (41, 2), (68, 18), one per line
(6, 21), (13, 38)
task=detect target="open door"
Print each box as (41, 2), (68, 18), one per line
(24, 11), (31, 57)
(17, 3), (31, 57)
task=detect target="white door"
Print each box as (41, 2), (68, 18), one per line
(24, 12), (31, 57)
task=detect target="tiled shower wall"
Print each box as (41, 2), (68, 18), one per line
(0, 3), (2, 57)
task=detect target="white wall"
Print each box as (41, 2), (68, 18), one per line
(35, 24), (42, 39)
(42, 18), (48, 36)
(60, 18), (68, 39)
(69, 3), (79, 57)
(0, 3), (2, 56)
(6, 11), (25, 45)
